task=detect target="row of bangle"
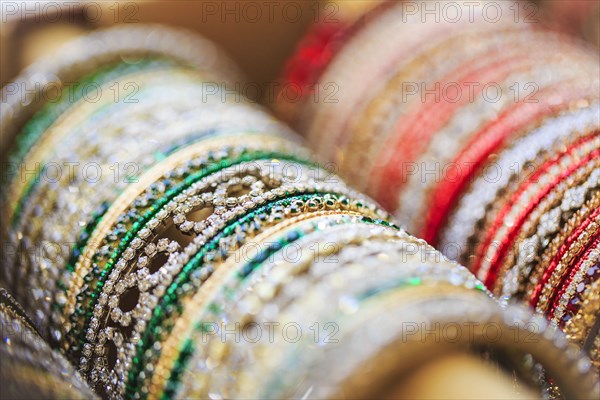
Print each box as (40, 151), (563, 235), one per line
(0, 25), (293, 344)
(284, 0), (600, 368)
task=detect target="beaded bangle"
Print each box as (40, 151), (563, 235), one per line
(473, 135), (599, 286)
(497, 158), (599, 299)
(265, 286), (598, 400)
(5, 17), (600, 400)
(439, 105), (600, 266)
(567, 278), (600, 367)
(61, 134), (312, 350)
(381, 69), (597, 229)
(145, 211), (373, 399)
(303, 2), (558, 167)
(304, 2), (516, 161)
(420, 86), (599, 245)
(77, 176), (385, 395)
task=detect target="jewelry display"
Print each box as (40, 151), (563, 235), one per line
(1, 12), (599, 400)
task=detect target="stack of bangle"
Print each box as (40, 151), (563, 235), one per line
(282, 0), (600, 368)
(152, 221), (598, 400)
(0, 25), (294, 344)
(1, 23), (599, 400)
(0, 288), (98, 399)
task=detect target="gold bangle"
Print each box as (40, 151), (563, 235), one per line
(521, 160), (600, 300)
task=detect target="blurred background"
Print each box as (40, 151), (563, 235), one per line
(2, 0), (598, 93)
(1, 0), (318, 91)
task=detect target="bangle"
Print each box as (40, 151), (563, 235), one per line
(277, 1), (390, 123)
(117, 192), (389, 398)
(344, 29), (583, 190)
(77, 174), (386, 396)
(166, 223), (598, 400)
(550, 238), (600, 326)
(268, 286), (598, 400)
(500, 171), (600, 301)
(304, 3), (499, 163)
(372, 46), (598, 217)
(283, 0), (600, 374)
(468, 129), (599, 284)
(420, 83), (599, 245)
(0, 25), (293, 342)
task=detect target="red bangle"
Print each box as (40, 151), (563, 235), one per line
(421, 84), (598, 247)
(473, 133), (598, 282)
(549, 235), (600, 323)
(472, 137), (599, 286)
(531, 206), (600, 306)
(279, 1), (393, 116)
(372, 49), (546, 211)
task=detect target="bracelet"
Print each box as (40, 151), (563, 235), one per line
(344, 29), (584, 190)
(266, 286), (598, 400)
(116, 193), (389, 398)
(1, 26), (293, 341)
(77, 178), (386, 395)
(171, 224), (456, 399)
(499, 166), (600, 300)
(167, 225), (598, 400)
(278, 0), (387, 121)
(283, 0), (600, 374)
(474, 137), (599, 288)
(372, 47), (598, 217)
(305, 2), (515, 163)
